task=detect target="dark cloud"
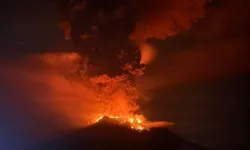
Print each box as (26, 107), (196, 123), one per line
(57, 0), (210, 43)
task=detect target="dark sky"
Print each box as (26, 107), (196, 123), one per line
(1, 0), (72, 55)
(0, 0), (249, 150)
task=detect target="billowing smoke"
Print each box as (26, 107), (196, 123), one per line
(0, 52), (164, 149)
(131, 0), (210, 42)
(139, 42), (157, 65)
(58, 0), (210, 65)
(131, 0), (210, 65)
(59, 0), (210, 41)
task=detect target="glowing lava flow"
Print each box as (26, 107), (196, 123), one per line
(94, 115), (147, 131)
(85, 68), (173, 131)
(87, 74), (149, 131)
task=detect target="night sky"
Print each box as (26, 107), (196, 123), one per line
(0, 0), (249, 150)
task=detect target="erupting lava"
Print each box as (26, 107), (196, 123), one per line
(87, 73), (173, 131)
(94, 115), (146, 131)
(37, 52), (172, 131)
(88, 74), (148, 131)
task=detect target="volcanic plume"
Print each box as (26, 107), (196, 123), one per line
(59, 0), (210, 41)
(131, 0), (210, 65)
(58, 0), (211, 65)
(1, 0), (211, 139)
(130, 0), (210, 42)
(0, 53), (172, 132)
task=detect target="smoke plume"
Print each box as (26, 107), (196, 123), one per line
(0, 52), (164, 149)
(58, 0), (210, 64)
(130, 0), (210, 42)
(131, 0), (210, 65)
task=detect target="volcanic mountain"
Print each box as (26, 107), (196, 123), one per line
(26, 116), (212, 150)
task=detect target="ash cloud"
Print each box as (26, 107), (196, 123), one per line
(132, 0), (210, 65)
(57, 0), (211, 65)
(58, 0), (210, 42)
(130, 0), (210, 42)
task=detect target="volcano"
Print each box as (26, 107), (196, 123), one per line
(26, 117), (212, 150)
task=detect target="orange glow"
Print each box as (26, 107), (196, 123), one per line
(2, 52), (173, 131)
(40, 53), (173, 131)
(88, 74), (148, 131)
(139, 42), (157, 65)
(130, 0), (209, 42)
(87, 74), (173, 131)
(92, 115), (147, 131)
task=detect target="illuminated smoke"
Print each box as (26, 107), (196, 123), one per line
(1, 53), (172, 134)
(1, 53), (100, 128)
(139, 42), (157, 65)
(130, 0), (210, 42)
(58, 0), (210, 44)
(58, 0), (210, 65)
(131, 0), (210, 65)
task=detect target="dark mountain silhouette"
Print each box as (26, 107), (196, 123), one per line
(26, 117), (212, 150)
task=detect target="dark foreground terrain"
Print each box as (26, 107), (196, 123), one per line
(26, 117), (212, 150)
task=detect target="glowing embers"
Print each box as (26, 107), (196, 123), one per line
(92, 115), (147, 131)
(88, 74), (147, 131)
